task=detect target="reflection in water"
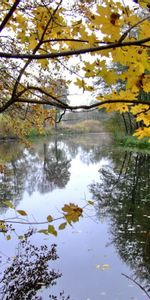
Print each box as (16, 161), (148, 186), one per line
(41, 142), (71, 192)
(0, 139), (71, 207)
(0, 135), (150, 299)
(0, 229), (70, 300)
(25, 140), (71, 195)
(0, 142), (28, 212)
(0, 135), (104, 206)
(90, 150), (150, 293)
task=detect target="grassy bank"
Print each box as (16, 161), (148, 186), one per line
(104, 112), (150, 151)
(113, 132), (150, 151)
(1, 115), (150, 152)
(26, 128), (52, 140)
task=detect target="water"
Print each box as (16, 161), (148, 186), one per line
(0, 134), (149, 300)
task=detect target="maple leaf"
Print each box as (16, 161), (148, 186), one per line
(62, 203), (83, 223)
(133, 127), (150, 140)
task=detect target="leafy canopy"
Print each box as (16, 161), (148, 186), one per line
(0, 0), (150, 139)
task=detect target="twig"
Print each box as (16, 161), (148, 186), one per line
(119, 16), (150, 43)
(122, 273), (150, 299)
(1, 216), (63, 225)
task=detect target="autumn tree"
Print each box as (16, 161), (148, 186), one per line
(0, 0), (150, 139)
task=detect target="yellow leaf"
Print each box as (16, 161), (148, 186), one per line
(133, 127), (150, 139)
(47, 215), (53, 222)
(5, 201), (14, 209)
(59, 222), (67, 230)
(131, 104), (149, 115)
(48, 225), (57, 236)
(75, 78), (84, 89)
(62, 203), (83, 223)
(96, 263), (110, 271)
(17, 210), (28, 216)
(38, 229), (48, 235)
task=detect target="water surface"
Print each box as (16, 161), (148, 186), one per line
(0, 134), (149, 300)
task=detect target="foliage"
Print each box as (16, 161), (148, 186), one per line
(114, 133), (150, 150)
(0, 136), (103, 239)
(0, 229), (70, 300)
(0, 0), (149, 139)
(89, 150), (150, 293)
(0, 200), (83, 238)
(105, 111), (150, 149)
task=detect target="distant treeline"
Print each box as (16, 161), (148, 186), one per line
(61, 109), (108, 124)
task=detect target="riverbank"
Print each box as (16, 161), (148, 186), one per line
(1, 118), (150, 152)
(113, 132), (150, 151)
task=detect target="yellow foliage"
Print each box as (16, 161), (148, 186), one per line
(0, 0), (150, 139)
(62, 203), (83, 223)
(136, 113), (150, 127)
(131, 104), (149, 115)
(134, 127), (150, 140)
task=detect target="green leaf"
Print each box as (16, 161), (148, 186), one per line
(48, 225), (57, 236)
(5, 200), (14, 209)
(0, 223), (7, 232)
(6, 235), (11, 240)
(59, 222), (67, 230)
(17, 210), (28, 216)
(18, 235), (24, 240)
(47, 215), (53, 222)
(88, 200), (94, 205)
(38, 229), (48, 235)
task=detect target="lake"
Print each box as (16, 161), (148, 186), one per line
(0, 133), (150, 300)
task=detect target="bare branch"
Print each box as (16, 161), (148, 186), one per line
(56, 109), (66, 123)
(122, 273), (150, 299)
(26, 86), (69, 108)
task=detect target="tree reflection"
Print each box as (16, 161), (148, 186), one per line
(0, 229), (70, 300)
(41, 141), (71, 192)
(0, 139), (71, 209)
(0, 142), (28, 212)
(0, 134), (106, 208)
(60, 134), (105, 165)
(26, 140), (71, 194)
(90, 150), (150, 291)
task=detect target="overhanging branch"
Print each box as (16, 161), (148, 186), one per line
(11, 98), (150, 111)
(0, 37), (150, 60)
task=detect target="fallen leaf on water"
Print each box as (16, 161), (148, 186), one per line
(96, 263), (110, 271)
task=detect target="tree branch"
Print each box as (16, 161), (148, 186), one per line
(14, 98), (150, 110)
(0, 0), (21, 33)
(26, 86), (69, 108)
(17, 97), (67, 109)
(41, 38), (112, 45)
(0, 37), (150, 60)
(122, 273), (150, 299)
(119, 15), (150, 43)
(8, 2), (62, 114)
(56, 109), (66, 123)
